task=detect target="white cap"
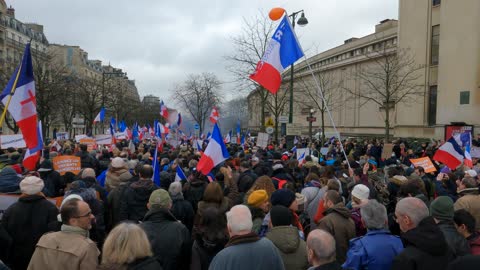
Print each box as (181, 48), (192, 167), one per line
(351, 184), (370, 201)
(465, 169), (478, 178)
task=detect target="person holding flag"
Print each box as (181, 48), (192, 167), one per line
(197, 124), (229, 175)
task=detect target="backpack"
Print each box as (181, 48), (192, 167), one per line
(271, 177), (288, 189)
(368, 174), (390, 207)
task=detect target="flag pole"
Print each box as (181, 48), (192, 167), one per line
(0, 61), (24, 130)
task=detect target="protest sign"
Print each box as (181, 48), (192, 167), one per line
(56, 132), (69, 140)
(75, 134), (88, 142)
(257, 133), (269, 149)
(382, 144), (393, 159)
(95, 134), (112, 145)
(79, 137), (96, 151)
(53, 155), (81, 175)
(410, 157), (437, 173)
(296, 148), (310, 160)
(0, 134), (26, 149)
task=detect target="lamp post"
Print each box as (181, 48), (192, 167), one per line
(288, 10), (308, 124)
(309, 108), (315, 141)
(102, 70), (127, 134)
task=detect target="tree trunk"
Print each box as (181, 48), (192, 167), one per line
(321, 110), (326, 145)
(274, 118), (279, 144)
(260, 97), (266, 132)
(385, 104), (390, 142)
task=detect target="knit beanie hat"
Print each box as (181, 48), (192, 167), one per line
(430, 196), (454, 220)
(248, 190), (269, 207)
(270, 205), (293, 227)
(111, 157), (126, 168)
(20, 176), (44, 195)
(352, 184), (370, 201)
(149, 189), (172, 209)
(271, 189), (296, 208)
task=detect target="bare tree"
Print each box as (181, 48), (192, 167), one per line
(225, 12), (275, 131)
(265, 88), (289, 143)
(343, 47), (424, 141)
(172, 72), (222, 134)
(76, 77), (103, 132)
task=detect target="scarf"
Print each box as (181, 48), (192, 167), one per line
(61, 224), (90, 238)
(225, 232), (259, 248)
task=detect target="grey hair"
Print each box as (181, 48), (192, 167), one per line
(395, 197), (429, 226)
(307, 229), (336, 261)
(360, 200), (387, 230)
(226, 205), (252, 234)
(168, 182), (183, 197)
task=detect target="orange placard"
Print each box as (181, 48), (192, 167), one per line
(52, 155), (81, 175)
(410, 157), (437, 173)
(79, 137), (96, 151)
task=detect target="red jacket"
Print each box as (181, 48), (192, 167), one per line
(468, 232), (480, 255)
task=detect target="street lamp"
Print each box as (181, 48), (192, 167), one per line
(288, 10), (308, 124)
(309, 108), (315, 141)
(102, 70), (127, 133)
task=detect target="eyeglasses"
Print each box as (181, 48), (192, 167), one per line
(74, 211), (92, 218)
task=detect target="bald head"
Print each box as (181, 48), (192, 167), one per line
(395, 197), (429, 232)
(307, 229), (336, 266)
(226, 205), (253, 237)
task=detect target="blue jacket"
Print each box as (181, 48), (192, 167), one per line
(342, 229), (403, 270)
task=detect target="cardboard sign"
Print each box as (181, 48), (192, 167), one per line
(382, 144), (394, 159)
(56, 132), (69, 140)
(0, 134), (26, 149)
(0, 194), (58, 220)
(79, 137), (96, 151)
(257, 133), (269, 149)
(53, 155), (81, 175)
(471, 147), (480, 158)
(95, 134), (112, 145)
(410, 157), (437, 173)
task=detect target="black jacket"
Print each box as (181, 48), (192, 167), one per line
(76, 150), (97, 169)
(140, 208), (191, 270)
(392, 216), (454, 270)
(119, 179), (158, 223)
(2, 194), (58, 270)
(437, 220), (471, 257)
(237, 170), (257, 193)
(97, 256), (163, 270)
(184, 179), (207, 213)
(170, 195), (195, 232)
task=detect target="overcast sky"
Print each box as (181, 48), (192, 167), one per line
(11, 0), (397, 102)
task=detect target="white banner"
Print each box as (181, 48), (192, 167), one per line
(257, 133), (269, 149)
(75, 134), (88, 142)
(0, 134), (26, 149)
(95, 134), (113, 145)
(115, 131), (127, 140)
(297, 148), (309, 160)
(56, 132), (69, 140)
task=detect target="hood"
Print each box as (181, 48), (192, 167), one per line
(267, 226), (300, 253)
(401, 216), (448, 256)
(0, 167), (20, 192)
(324, 203), (351, 219)
(19, 194), (46, 202)
(130, 179), (157, 198)
(143, 207), (177, 222)
(458, 188), (479, 196)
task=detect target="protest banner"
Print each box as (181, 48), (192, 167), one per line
(115, 131), (127, 140)
(257, 133), (269, 149)
(75, 134), (88, 142)
(56, 132), (69, 140)
(95, 134), (112, 145)
(0, 134), (26, 149)
(79, 137), (96, 151)
(53, 155), (81, 175)
(0, 194), (58, 220)
(410, 157), (437, 173)
(382, 144), (394, 159)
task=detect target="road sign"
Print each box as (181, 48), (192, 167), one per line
(306, 117), (317, 122)
(279, 116), (288, 123)
(265, 117), (274, 128)
(266, 127), (274, 134)
(194, 124), (200, 130)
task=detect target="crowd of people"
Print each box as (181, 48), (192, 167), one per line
(0, 136), (479, 270)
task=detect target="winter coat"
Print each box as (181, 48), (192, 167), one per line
(249, 206), (266, 235)
(342, 229), (403, 270)
(140, 208), (191, 270)
(301, 186), (325, 230)
(97, 256), (163, 270)
(2, 194), (58, 270)
(76, 150), (96, 169)
(0, 167), (20, 193)
(266, 226), (309, 270)
(271, 168), (294, 189)
(183, 179), (207, 213)
(39, 170), (64, 197)
(171, 194), (195, 232)
(317, 202), (356, 264)
(193, 198), (230, 236)
(350, 208), (367, 237)
(105, 167), (133, 192)
(190, 235), (227, 270)
(106, 182), (130, 230)
(0, 225), (12, 262)
(27, 230), (100, 270)
(454, 188), (480, 230)
(391, 216), (454, 270)
(119, 179), (158, 223)
(437, 220), (471, 257)
(467, 232), (480, 255)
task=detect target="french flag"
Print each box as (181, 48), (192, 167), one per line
(160, 100), (169, 119)
(250, 15), (304, 94)
(197, 124), (230, 175)
(175, 166), (187, 182)
(210, 107), (219, 124)
(433, 137), (465, 170)
(1, 43), (43, 154)
(93, 107), (105, 124)
(454, 131), (473, 168)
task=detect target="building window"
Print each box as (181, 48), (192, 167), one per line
(460, 91), (470, 105)
(431, 25), (440, 65)
(433, 0), (441, 6)
(428, 86), (437, 126)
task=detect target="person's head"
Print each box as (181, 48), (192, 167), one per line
(326, 179), (340, 191)
(323, 190), (342, 209)
(80, 144), (87, 152)
(360, 200), (387, 230)
(160, 157), (169, 166)
(226, 205), (253, 237)
(240, 160), (251, 172)
(306, 229), (336, 267)
(247, 189), (270, 213)
(81, 168), (96, 179)
(251, 156), (260, 166)
(430, 196), (454, 222)
(351, 184), (370, 208)
(19, 176), (44, 195)
(148, 189), (172, 210)
(61, 199), (94, 230)
(457, 177), (477, 192)
(269, 205), (292, 227)
(271, 189), (298, 211)
(139, 164), (154, 179)
(453, 209), (476, 238)
(168, 181), (183, 199)
(202, 182), (224, 204)
(101, 223), (153, 265)
(414, 166), (425, 176)
(249, 176), (276, 197)
(395, 197), (429, 232)
(111, 157), (127, 169)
